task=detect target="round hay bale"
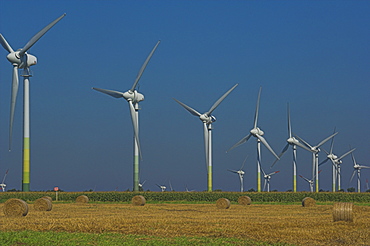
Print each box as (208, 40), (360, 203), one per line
(302, 197), (316, 207)
(216, 198), (230, 209)
(34, 198), (52, 211)
(132, 195), (146, 206)
(3, 198), (28, 217)
(76, 195), (89, 203)
(238, 196), (252, 205)
(42, 196), (52, 202)
(333, 202), (353, 222)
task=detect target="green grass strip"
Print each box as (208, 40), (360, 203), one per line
(0, 231), (293, 246)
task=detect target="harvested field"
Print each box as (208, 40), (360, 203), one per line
(0, 203), (369, 245)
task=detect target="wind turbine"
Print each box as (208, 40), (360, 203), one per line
(156, 184), (166, 192)
(349, 152), (370, 192)
(174, 83), (238, 192)
(228, 87), (280, 192)
(261, 168), (280, 192)
(0, 169), (9, 192)
(138, 180), (146, 191)
(271, 103), (313, 192)
(93, 40), (160, 191)
(0, 14), (66, 191)
(295, 132), (338, 192)
(299, 170), (322, 192)
(319, 130), (355, 192)
(228, 155), (247, 192)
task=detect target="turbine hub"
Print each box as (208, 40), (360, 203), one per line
(123, 90), (144, 103)
(287, 137), (298, 145)
(7, 52), (37, 68)
(250, 127), (264, 136)
(200, 114), (216, 124)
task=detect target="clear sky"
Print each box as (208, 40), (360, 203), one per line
(0, 1), (369, 192)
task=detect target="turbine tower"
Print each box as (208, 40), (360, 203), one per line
(349, 152), (370, 192)
(93, 40), (160, 191)
(271, 103), (312, 192)
(228, 87), (280, 192)
(0, 14), (66, 191)
(319, 130), (355, 192)
(174, 84), (238, 192)
(228, 155), (247, 192)
(295, 132), (337, 192)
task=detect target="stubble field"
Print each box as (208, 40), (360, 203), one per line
(0, 202), (369, 245)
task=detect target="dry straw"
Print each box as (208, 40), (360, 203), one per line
(42, 196), (52, 202)
(34, 198), (52, 211)
(216, 198), (230, 209)
(302, 197), (316, 207)
(333, 202), (353, 222)
(3, 198), (29, 217)
(238, 196), (252, 205)
(76, 195), (89, 203)
(132, 195), (146, 206)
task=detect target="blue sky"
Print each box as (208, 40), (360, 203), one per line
(0, 1), (369, 192)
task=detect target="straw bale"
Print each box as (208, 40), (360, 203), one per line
(333, 202), (353, 222)
(132, 195), (146, 206)
(34, 198), (52, 211)
(76, 195), (89, 203)
(302, 197), (316, 207)
(3, 198), (29, 217)
(216, 198), (230, 209)
(42, 196), (52, 202)
(238, 196), (252, 205)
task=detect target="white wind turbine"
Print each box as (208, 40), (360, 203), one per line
(0, 169), (9, 192)
(0, 14), (66, 191)
(93, 40), (160, 192)
(295, 132), (338, 192)
(299, 170), (322, 192)
(349, 152), (370, 193)
(228, 155), (247, 192)
(261, 167), (280, 192)
(271, 103), (313, 192)
(319, 130), (355, 192)
(228, 87), (280, 192)
(156, 184), (166, 192)
(138, 180), (146, 191)
(174, 84), (238, 192)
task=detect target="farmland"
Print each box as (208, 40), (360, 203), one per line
(0, 192), (370, 245)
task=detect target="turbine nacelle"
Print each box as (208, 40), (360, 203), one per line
(7, 52), (37, 68)
(123, 90), (144, 104)
(327, 153), (338, 161)
(287, 136), (299, 145)
(250, 127), (264, 136)
(200, 114), (216, 124)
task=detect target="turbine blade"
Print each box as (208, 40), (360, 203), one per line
(253, 87), (262, 129)
(263, 179), (267, 192)
(128, 101), (142, 159)
(359, 165), (370, 169)
(206, 84), (238, 115)
(322, 149), (329, 155)
(287, 103), (292, 138)
(329, 127), (336, 154)
(351, 152), (357, 166)
(256, 135), (280, 160)
(9, 65), (19, 151)
(92, 87), (124, 98)
(19, 13), (66, 57)
(299, 175), (310, 183)
(271, 143), (289, 167)
(294, 135), (313, 150)
(240, 155), (248, 170)
(337, 148), (355, 161)
(173, 98), (201, 117)
(130, 40), (161, 92)
(227, 169), (238, 173)
(349, 170), (356, 183)
(316, 132), (338, 148)
(268, 171), (280, 176)
(318, 158), (329, 166)
(227, 133), (252, 152)
(294, 140), (314, 153)
(0, 34), (14, 53)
